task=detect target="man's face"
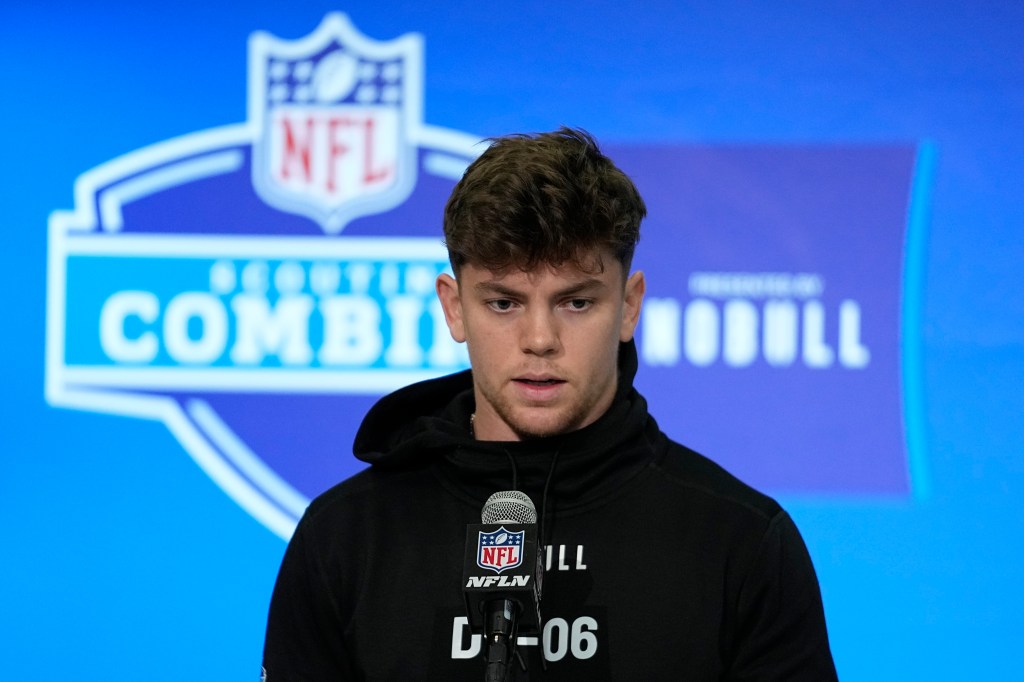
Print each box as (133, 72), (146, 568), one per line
(436, 251), (645, 441)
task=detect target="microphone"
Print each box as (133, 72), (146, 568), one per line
(481, 490), (537, 525)
(462, 491), (543, 682)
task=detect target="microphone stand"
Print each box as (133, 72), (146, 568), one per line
(484, 598), (519, 682)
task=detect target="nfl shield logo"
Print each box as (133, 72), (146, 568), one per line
(477, 527), (525, 574)
(249, 14), (422, 233)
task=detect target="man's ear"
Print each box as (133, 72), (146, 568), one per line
(436, 273), (466, 342)
(620, 270), (646, 342)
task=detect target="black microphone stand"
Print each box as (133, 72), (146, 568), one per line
(484, 598), (519, 682)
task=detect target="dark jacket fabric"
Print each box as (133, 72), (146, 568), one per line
(262, 342), (838, 681)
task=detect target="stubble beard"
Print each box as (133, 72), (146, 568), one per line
(481, 376), (616, 441)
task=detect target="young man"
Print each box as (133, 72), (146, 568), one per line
(262, 128), (837, 680)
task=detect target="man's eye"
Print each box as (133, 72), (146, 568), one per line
(567, 299), (592, 310)
(488, 299), (515, 312)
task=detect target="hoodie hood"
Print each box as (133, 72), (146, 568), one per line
(352, 340), (661, 509)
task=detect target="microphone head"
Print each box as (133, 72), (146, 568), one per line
(482, 490), (537, 524)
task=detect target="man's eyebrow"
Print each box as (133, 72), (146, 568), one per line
(473, 281), (521, 297)
(552, 278), (606, 297)
(473, 278), (606, 298)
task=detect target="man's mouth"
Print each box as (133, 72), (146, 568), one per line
(513, 373), (567, 388)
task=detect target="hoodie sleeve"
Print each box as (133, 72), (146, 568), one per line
(262, 519), (356, 681)
(727, 511), (838, 681)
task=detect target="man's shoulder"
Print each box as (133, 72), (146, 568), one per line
(649, 432), (784, 525)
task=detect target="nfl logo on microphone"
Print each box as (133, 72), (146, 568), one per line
(477, 528), (525, 574)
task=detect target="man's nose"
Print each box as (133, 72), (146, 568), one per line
(519, 307), (560, 356)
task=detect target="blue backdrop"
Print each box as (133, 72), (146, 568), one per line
(2, 1), (1022, 679)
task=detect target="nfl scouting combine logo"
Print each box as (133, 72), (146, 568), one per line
(46, 15), (932, 538)
(46, 14), (476, 539)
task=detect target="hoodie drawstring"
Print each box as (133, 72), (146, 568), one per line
(539, 449), (560, 549)
(502, 448), (520, 492)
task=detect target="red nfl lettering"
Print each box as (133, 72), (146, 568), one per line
(279, 115), (313, 182)
(273, 109), (395, 199)
(499, 546), (519, 567)
(481, 545), (520, 568)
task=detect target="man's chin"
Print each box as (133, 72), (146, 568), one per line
(510, 425), (563, 441)
(506, 409), (580, 441)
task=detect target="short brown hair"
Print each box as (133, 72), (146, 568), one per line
(442, 127), (645, 276)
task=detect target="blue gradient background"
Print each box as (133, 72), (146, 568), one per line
(2, 2), (1022, 679)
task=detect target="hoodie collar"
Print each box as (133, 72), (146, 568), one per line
(353, 340), (657, 508)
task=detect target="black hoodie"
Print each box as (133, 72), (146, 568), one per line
(262, 342), (837, 681)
